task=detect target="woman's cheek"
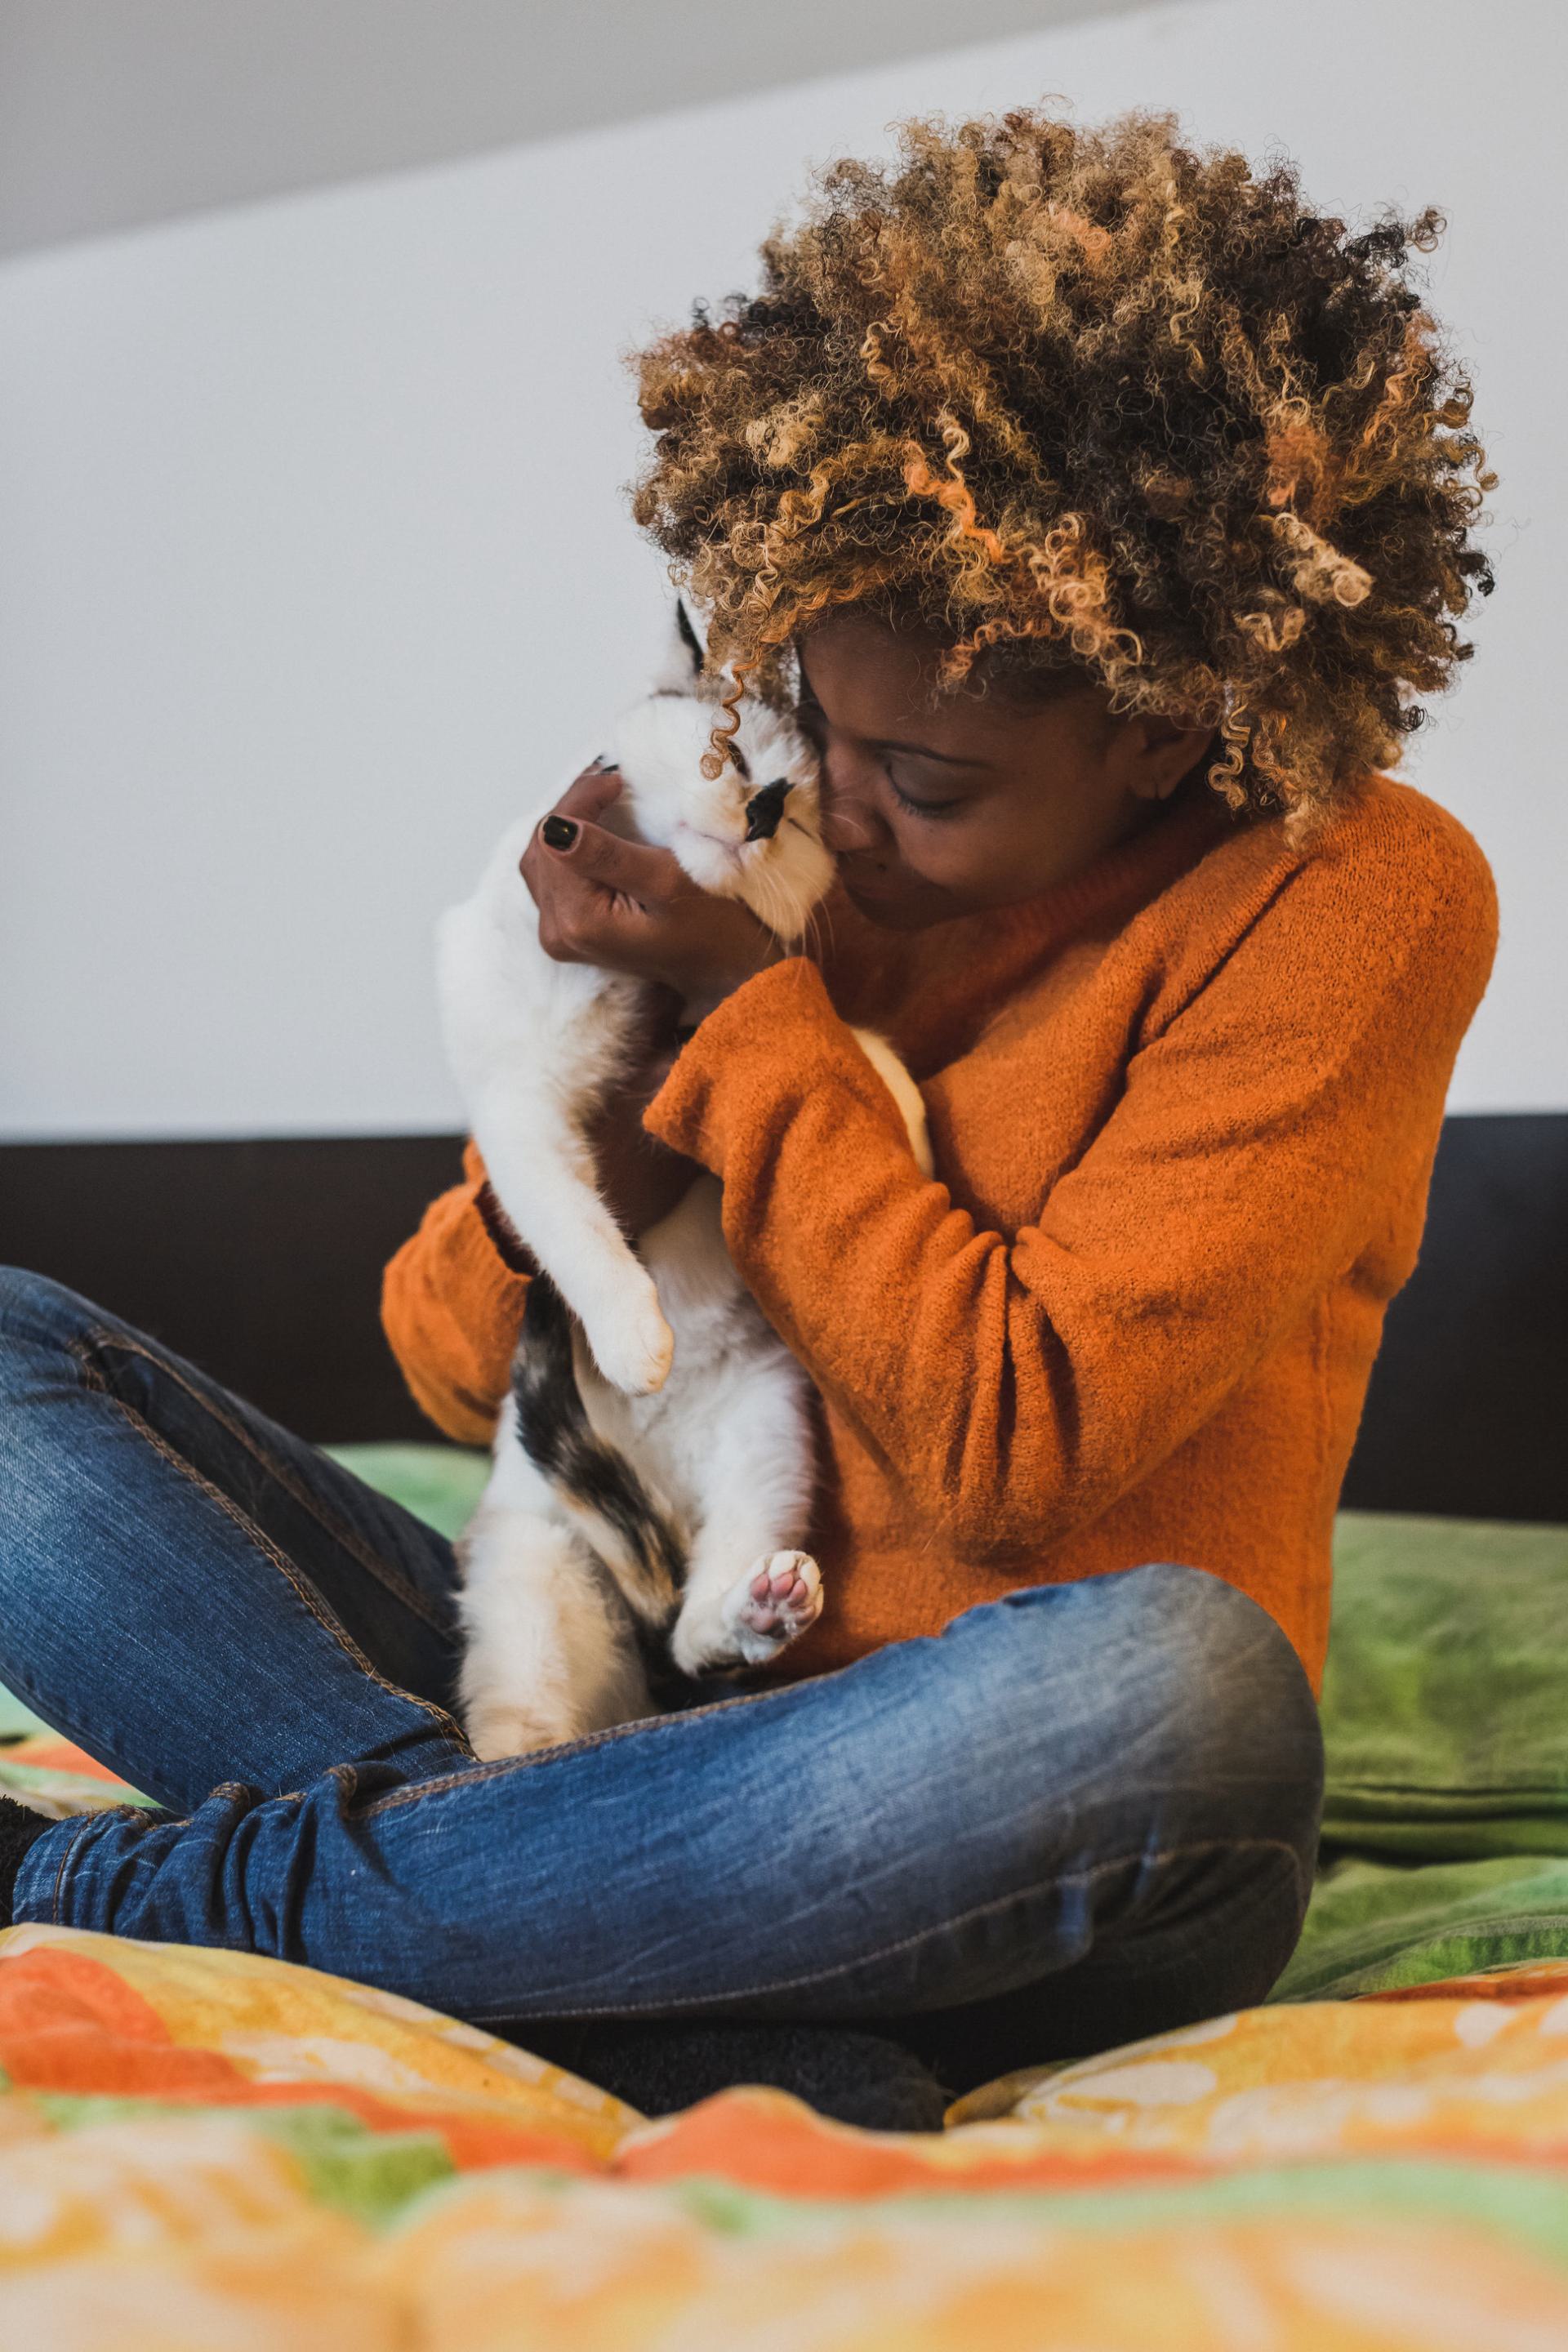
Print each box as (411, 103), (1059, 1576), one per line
(896, 827), (977, 889)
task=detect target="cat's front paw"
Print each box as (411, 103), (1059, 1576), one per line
(582, 1290), (675, 1396)
(681, 1551), (824, 1674)
(670, 1550), (825, 1675)
(733, 1552), (823, 1651)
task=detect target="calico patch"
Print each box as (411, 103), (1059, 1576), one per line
(510, 1273), (686, 1625)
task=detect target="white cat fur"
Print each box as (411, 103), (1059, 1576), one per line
(436, 618), (929, 1759)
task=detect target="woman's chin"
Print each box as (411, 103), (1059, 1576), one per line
(840, 876), (949, 930)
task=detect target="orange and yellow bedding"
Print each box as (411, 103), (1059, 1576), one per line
(2, 1918), (1567, 2349)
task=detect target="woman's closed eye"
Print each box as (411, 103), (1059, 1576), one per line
(884, 765), (965, 821)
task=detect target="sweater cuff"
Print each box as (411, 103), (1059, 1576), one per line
(644, 956), (904, 1175)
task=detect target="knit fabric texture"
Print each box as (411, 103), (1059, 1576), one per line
(382, 775), (1496, 1694)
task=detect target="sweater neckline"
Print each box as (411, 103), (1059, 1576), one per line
(816, 780), (1248, 1065)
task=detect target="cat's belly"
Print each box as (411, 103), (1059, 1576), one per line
(575, 1187), (810, 1542)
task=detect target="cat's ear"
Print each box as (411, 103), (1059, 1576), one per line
(675, 599), (705, 675)
(650, 599), (707, 696)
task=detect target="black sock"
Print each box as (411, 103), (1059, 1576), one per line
(513, 2017), (951, 2133)
(0, 1794), (54, 1926)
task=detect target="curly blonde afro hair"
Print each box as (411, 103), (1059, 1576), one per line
(630, 105), (1494, 828)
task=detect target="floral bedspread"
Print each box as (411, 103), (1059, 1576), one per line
(2, 1910), (1566, 2350)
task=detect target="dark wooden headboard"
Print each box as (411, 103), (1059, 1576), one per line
(2, 1112), (1564, 1521)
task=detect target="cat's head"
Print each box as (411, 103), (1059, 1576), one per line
(611, 607), (835, 946)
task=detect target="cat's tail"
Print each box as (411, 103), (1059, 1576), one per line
(510, 1272), (686, 1628)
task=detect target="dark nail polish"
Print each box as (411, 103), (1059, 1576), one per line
(541, 815), (579, 851)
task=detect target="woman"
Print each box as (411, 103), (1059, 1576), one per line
(0, 109), (1496, 2124)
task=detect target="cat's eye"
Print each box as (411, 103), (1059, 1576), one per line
(728, 745), (751, 781)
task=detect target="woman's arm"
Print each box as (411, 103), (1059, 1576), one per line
(381, 1142), (532, 1446)
(644, 806), (1497, 1561)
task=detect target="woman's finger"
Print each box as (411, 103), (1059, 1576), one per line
(555, 764), (626, 823)
(543, 817), (684, 906)
(519, 767), (626, 909)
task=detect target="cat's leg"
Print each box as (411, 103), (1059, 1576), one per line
(684, 1551), (824, 1675)
(846, 1027), (933, 1177)
(457, 1414), (653, 1759)
(458, 1503), (653, 1759)
(438, 897), (672, 1396)
(667, 1361), (825, 1677)
(472, 1089), (675, 1396)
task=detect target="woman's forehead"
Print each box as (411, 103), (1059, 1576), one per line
(800, 614), (1099, 755)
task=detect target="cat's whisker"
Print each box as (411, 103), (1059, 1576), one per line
(802, 896), (836, 964)
(750, 860), (791, 947)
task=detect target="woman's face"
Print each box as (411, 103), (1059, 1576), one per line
(797, 612), (1214, 929)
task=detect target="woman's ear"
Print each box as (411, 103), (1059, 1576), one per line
(1124, 712), (1215, 802)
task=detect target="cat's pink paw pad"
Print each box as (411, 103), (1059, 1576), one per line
(726, 1551), (822, 1653)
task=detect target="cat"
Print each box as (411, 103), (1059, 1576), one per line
(436, 608), (931, 1760)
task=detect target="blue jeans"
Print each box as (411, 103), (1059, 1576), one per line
(0, 1267), (1323, 2083)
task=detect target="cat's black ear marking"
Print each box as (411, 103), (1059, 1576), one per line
(743, 777), (792, 841)
(675, 599), (705, 676)
(650, 599), (707, 697)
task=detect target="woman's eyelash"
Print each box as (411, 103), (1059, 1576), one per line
(793, 700), (961, 817)
(885, 770), (962, 821)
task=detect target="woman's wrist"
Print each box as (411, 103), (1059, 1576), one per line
(679, 933), (791, 1022)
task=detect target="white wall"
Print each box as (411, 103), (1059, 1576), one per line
(0, 0), (1153, 257)
(2, 0), (1561, 1139)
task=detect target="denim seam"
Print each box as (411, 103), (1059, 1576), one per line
(73, 1334), (472, 1767)
(458, 1833), (1308, 2025)
(357, 1677), (798, 1815)
(45, 1807), (109, 1927)
(83, 1330), (453, 1637)
(39, 1802), (257, 1940)
(359, 1581), (1243, 1819)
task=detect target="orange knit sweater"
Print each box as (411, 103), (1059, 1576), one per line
(383, 774), (1496, 1695)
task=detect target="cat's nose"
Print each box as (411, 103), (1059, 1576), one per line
(742, 778), (792, 841)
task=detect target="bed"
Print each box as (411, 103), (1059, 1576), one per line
(2, 1450), (1566, 2348)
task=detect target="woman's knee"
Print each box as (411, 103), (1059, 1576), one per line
(0, 1266), (100, 1362)
(0, 1270), (113, 1476)
(940, 1565), (1323, 1876)
(1135, 1560), (1321, 1781)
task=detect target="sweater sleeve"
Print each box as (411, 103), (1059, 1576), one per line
(644, 809), (1497, 1563)
(380, 1139), (531, 1447)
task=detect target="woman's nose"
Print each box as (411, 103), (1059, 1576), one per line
(817, 767), (888, 855)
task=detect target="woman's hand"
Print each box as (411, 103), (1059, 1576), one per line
(519, 765), (786, 1005)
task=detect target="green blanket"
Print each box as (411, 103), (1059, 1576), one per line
(1282, 1506), (1568, 1996)
(1322, 1510), (1568, 1859)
